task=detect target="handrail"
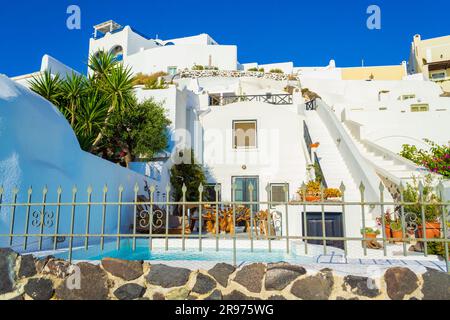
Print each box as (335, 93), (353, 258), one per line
(344, 119), (420, 171)
(303, 120), (313, 157)
(314, 152), (328, 188)
(305, 99), (317, 111)
(364, 140), (421, 171)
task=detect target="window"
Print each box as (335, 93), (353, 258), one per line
(110, 45), (124, 62)
(398, 94), (416, 101)
(233, 120), (257, 149)
(270, 183), (288, 207)
(410, 104), (429, 112)
(430, 72), (446, 80)
(167, 66), (177, 76)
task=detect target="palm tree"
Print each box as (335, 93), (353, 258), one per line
(90, 56), (136, 146)
(28, 70), (63, 106)
(101, 64), (135, 113)
(88, 51), (117, 81)
(61, 72), (86, 126)
(74, 89), (109, 151)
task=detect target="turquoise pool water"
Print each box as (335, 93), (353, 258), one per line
(53, 239), (315, 264)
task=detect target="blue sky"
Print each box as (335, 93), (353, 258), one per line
(1, 0), (449, 77)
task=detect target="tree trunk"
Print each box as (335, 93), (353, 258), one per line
(71, 103), (75, 127)
(92, 103), (116, 147)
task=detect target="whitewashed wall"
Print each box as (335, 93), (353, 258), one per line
(126, 45), (238, 75)
(345, 110), (450, 152)
(199, 102), (308, 202)
(0, 75), (153, 252)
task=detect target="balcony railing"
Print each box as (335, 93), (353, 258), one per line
(209, 94), (293, 106)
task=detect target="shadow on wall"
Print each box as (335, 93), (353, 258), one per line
(0, 75), (151, 252)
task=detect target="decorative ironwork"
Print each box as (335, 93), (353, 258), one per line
(31, 210), (54, 228)
(209, 94), (293, 106)
(305, 99), (317, 110)
(404, 212), (419, 233)
(138, 207), (164, 230)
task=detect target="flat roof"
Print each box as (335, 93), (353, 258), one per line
(94, 20), (123, 34)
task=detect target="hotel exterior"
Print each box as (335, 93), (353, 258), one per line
(409, 34), (450, 92)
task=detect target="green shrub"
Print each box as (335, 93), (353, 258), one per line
(399, 139), (450, 178)
(361, 227), (380, 235)
(401, 175), (442, 224)
(248, 67), (264, 72)
(269, 68), (284, 74)
(426, 241), (447, 258)
(133, 72), (168, 90)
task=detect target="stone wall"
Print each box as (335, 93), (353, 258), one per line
(179, 70), (298, 82)
(1, 249), (449, 300)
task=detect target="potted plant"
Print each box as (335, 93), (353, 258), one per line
(377, 210), (393, 239)
(391, 220), (404, 242)
(324, 188), (342, 201)
(402, 176), (442, 240)
(361, 227), (380, 240)
(298, 181), (322, 202)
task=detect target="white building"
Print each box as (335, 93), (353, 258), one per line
(11, 55), (78, 87)
(10, 21), (450, 251)
(89, 20), (238, 75)
(85, 21), (450, 240)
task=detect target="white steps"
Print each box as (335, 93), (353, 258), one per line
(305, 112), (361, 200)
(343, 125), (419, 183)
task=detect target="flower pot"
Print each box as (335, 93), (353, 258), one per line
(305, 196), (321, 202)
(417, 222), (441, 239)
(391, 230), (404, 242)
(363, 233), (377, 240)
(384, 225), (392, 239)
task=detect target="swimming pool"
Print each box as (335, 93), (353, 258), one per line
(52, 239), (315, 264)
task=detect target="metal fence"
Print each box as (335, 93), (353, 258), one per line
(209, 94), (293, 106)
(0, 182), (449, 273)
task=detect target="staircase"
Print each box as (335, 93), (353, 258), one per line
(342, 123), (422, 186)
(305, 111), (361, 201)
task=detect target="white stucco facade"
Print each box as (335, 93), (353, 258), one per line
(199, 101), (308, 202)
(89, 25), (238, 75)
(8, 20), (449, 249)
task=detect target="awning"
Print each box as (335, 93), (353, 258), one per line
(427, 60), (450, 72)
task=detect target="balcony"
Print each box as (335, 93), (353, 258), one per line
(209, 94), (293, 106)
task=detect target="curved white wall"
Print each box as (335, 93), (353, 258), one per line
(0, 75), (151, 252)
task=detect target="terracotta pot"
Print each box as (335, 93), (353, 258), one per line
(391, 230), (404, 242)
(417, 222), (441, 239)
(305, 196), (321, 202)
(364, 233), (377, 240)
(384, 225), (392, 239)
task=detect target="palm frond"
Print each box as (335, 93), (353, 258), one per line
(28, 70), (63, 106)
(88, 51), (117, 80)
